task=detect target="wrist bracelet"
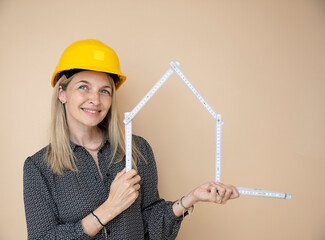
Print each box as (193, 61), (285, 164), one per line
(180, 196), (194, 218)
(91, 211), (105, 227)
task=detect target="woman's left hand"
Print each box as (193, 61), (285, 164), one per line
(173, 182), (240, 217)
(190, 182), (240, 205)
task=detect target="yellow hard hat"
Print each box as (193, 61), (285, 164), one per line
(51, 39), (126, 90)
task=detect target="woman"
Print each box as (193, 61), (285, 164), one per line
(23, 39), (240, 240)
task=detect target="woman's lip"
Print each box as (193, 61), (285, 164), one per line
(81, 108), (101, 115)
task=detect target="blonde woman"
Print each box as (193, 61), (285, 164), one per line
(23, 39), (240, 240)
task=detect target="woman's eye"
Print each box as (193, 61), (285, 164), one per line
(101, 89), (111, 95)
(79, 85), (87, 90)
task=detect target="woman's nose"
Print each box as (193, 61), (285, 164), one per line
(89, 92), (100, 105)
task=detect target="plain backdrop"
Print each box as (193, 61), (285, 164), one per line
(1, 0), (325, 239)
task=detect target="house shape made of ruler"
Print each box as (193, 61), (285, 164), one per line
(123, 61), (291, 199)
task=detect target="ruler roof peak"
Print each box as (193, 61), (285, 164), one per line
(123, 61), (222, 125)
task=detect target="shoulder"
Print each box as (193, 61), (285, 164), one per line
(132, 135), (157, 169)
(132, 136), (159, 185)
(133, 135), (154, 156)
(133, 135), (150, 148)
(24, 146), (51, 176)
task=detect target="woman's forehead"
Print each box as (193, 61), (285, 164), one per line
(71, 71), (113, 86)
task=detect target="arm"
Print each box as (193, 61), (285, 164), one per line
(23, 158), (91, 239)
(24, 158), (140, 239)
(172, 182), (240, 217)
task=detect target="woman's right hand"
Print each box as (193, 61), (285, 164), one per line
(105, 168), (141, 216)
(82, 169), (141, 236)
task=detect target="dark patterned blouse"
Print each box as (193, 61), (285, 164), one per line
(23, 135), (184, 239)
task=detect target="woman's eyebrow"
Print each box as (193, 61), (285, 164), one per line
(75, 80), (111, 89)
(76, 80), (89, 85)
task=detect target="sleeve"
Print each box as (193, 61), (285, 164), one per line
(23, 157), (93, 240)
(137, 137), (185, 240)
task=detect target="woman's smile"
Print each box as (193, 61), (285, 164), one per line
(81, 107), (102, 115)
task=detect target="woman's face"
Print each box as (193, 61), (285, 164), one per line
(59, 70), (113, 130)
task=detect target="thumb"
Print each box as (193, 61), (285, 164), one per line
(114, 168), (126, 180)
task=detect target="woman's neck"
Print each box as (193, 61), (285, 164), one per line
(69, 126), (104, 150)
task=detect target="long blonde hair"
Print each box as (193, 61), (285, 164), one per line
(46, 73), (143, 175)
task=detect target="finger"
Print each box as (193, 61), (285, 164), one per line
(221, 185), (233, 204)
(123, 183), (141, 201)
(124, 169), (138, 179)
(130, 174), (141, 185)
(215, 183), (226, 198)
(210, 186), (218, 202)
(114, 168), (126, 180)
(126, 175), (141, 189)
(134, 183), (141, 191)
(122, 174), (141, 194)
(127, 183), (140, 195)
(229, 185), (240, 199)
(118, 169), (137, 182)
(212, 183), (225, 203)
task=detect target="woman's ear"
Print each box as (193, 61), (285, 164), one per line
(58, 86), (67, 104)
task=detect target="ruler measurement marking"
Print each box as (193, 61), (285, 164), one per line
(215, 114), (222, 183)
(237, 187), (291, 199)
(125, 112), (132, 172)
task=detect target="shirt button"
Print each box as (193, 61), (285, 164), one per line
(106, 173), (109, 177)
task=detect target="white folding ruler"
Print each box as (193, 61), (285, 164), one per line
(124, 62), (291, 200)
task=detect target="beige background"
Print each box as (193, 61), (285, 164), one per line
(1, 0), (325, 239)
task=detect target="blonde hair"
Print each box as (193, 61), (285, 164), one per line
(46, 73), (144, 175)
